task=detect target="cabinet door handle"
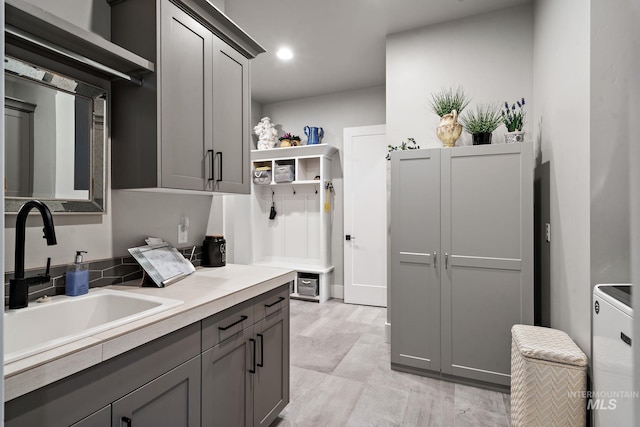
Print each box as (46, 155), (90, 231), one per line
(257, 333), (264, 367)
(445, 252), (449, 269)
(207, 149), (214, 182)
(218, 315), (247, 331)
(121, 417), (132, 427)
(433, 252), (437, 269)
(264, 296), (285, 308)
(216, 151), (223, 182)
(249, 338), (256, 373)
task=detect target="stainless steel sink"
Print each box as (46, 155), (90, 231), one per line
(4, 289), (183, 363)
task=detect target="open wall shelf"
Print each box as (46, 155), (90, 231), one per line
(251, 144), (338, 303)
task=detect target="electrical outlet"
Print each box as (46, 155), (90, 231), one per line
(178, 224), (188, 244)
(545, 223), (551, 242)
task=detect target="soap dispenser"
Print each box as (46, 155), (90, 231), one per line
(66, 251), (89, 296)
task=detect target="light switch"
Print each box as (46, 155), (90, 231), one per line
(178, 216), (189, 244)
(545, 223), (551, 242)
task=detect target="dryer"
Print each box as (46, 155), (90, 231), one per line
(592, 284), (633, 426)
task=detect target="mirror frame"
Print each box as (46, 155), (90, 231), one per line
(4, 54), (107, 214)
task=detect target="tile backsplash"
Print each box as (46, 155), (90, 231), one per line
(4, 246), (203, 306)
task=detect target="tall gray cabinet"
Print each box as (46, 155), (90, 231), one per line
(110, 0), (263, 193)
(390, 142), (533, 388)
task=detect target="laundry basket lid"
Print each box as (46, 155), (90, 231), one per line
(511, 324), (588, 367)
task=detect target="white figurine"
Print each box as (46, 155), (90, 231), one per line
(254, 117), (278, 150)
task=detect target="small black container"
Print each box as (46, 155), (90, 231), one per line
(472, 132), (493, 145)
(202, 235), (226, 267)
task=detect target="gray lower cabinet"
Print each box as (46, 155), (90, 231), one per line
(202, 326), (254, 426)
(253, 307), (290, 426)
(201, 285), (290, 427)
(110, 0), (258, 193)
(112, 356), (201, 426)
(71, 406), (110, 427)
(390, 142), (533, 388)
(5, 322), (201, 427)
(5, 285), (290, 427)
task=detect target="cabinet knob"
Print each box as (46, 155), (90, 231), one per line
(345, 234), (355, 241)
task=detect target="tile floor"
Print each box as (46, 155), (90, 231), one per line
(272, 299), (511, 427)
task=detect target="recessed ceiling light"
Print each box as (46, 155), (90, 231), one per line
(276, 47), (293, 60)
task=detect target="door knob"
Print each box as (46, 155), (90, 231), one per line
(345, 235), (355, 241)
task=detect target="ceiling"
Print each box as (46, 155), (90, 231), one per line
(224, 0), (530, 104)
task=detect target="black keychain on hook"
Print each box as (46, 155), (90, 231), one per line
(269, 191), (277, 220)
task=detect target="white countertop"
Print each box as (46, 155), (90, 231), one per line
(4, 263), (295, 401)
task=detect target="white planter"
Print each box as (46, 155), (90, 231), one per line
(505, 131), (525, 144)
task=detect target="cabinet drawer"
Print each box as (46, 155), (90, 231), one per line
(202, 299), (254, 350)
(253, 285), (290, 323)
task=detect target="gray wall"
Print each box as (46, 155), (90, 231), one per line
(111, 191), (213, 256)
(532, 0), (635, 360)
(5, 0), (114, 270)
(22, 0), (111, 39)
(386, 4), (534, 150)
(631, 0), (640, 417)
(533, 0), (591, 355)
(4, 1), (219, 272)
(590, 1), (631, 285)
(252, 86), (386, 296)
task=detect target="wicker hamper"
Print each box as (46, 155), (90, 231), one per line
(511, 324), (588, 427)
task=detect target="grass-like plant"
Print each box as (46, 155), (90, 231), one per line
(459, 103), (503, 134)
(502, 98), (526, 132)
(429, 86), (471, 117)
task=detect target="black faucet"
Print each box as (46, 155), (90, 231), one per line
(9, 200), (57, 309)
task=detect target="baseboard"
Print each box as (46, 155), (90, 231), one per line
(385, 321), (391, 343)
(332, 285), (344, 299)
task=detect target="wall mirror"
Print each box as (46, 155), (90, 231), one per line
(4, 55), (106, 213)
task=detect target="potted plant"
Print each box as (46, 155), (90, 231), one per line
(459, 103), (503, 145)
(386, 137), (420, 160)
(502, 98), (526, 143)
(429, 86), (470, 147)
(278, 132), (301, 147)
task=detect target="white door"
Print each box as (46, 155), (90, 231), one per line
(344, 124), (387, 306)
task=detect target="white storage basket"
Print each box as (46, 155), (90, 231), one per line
(511, 324), (588, 427)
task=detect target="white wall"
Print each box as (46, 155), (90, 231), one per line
(533, 0), (591, 355)
(386, 4), (534, 150)
(256, 86), (386, 296)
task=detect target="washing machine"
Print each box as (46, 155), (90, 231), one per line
(592, 284), (633, 426)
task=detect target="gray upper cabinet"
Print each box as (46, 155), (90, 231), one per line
(211, 37), (251, 193)
(160, 1), (214, 191)
(390, 142), (533, 388)
(110, 0), (262, 193)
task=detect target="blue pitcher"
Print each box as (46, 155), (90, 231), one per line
(304, 126), (324, 145)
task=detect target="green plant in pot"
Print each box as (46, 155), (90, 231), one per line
(429, 86), (470, 147)
(459, 103), (503, 145)
(502, 98), (526, 143)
